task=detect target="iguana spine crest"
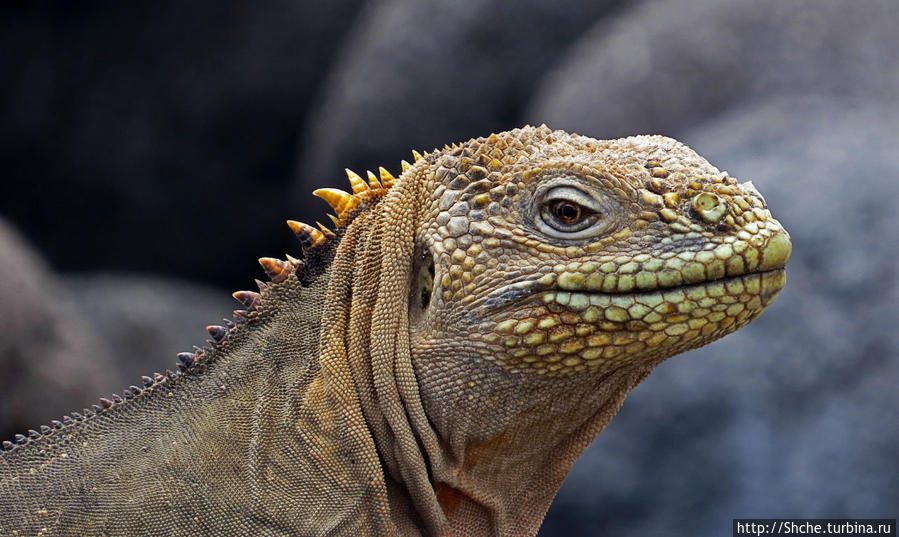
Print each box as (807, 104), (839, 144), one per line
(0, 151), (429, 452)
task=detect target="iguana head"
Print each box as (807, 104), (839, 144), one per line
(303, 124), (790, 535)
(406, 125), (790, 376)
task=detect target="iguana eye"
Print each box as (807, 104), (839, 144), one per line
(537, 185), (603, 237)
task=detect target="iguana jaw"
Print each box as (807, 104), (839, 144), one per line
(463, 265), (786, 376)
(408, 272), (788, 537)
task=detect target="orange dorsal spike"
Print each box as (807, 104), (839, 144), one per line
(412, 150), (423, 162)
(312, 188), (360, 221)
(258, 257), (293, 283)
(401, 160), (411, 173)
(345, 169), (368, 194)
(378, 166), (396, 187)
(232, 290), (261, 310)
(287, 220), (327, 248)
(366, 170), (382, 191)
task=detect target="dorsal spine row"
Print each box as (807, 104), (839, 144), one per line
(0, 151), (434, 451)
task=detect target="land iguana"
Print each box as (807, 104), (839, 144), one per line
(0, 125), (791, 536)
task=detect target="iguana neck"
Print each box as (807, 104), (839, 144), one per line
(314, 180), (442, 535)
(413, 346), (652, 536)
(317, 180), (655, 537)
(0, 250), (401, 535)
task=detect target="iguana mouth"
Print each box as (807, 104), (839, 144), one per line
(472, 268), (787, 376)
(549, 267), (786, 298)
(539, 268), (786, 318)
(477, 226), (791, 312)
(541, 269), (786, 310)
(479, 267), (785, 315)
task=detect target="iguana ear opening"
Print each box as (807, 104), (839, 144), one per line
(409, 244), (435, 326)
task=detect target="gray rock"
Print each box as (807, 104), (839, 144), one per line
(63, 274), (236, 380)
(0, 218), (115, 440)
(295, 0), (623, 197)
(528, 0), (899, 139)
(540, 96), (899, 536)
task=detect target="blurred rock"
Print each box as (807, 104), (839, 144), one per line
(295, 0), (623, 197)
(63, 274), (236, 381)
(0, 0), (363, 288)
(540, 96), (899, 536)
(0, 214), (239, 441)
(528, 0), (899, 139)
(0, 217), (116, 441)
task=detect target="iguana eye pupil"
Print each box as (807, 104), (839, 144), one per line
(535, 184), (606, 238)
(553, 201), (582, 223)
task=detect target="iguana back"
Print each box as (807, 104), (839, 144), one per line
(0, 249), (388, 534)
(0, 126), (791, 536)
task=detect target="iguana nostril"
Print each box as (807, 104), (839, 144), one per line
(692, 192), (727, 223)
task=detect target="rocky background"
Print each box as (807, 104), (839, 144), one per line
(1, 1), (896, 534)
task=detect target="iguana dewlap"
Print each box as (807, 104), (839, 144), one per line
(0, 125), (790, 537)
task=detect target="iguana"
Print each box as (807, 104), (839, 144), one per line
(0, 125), (791, 537)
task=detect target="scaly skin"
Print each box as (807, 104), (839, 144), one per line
(0, 125), (790, 537)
